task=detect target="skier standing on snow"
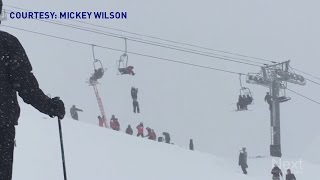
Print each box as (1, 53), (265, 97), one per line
(70, 105), (83, 120)
(238, 147), (248, 174)
(285, 169), (296, 180)
(189, 139), (194, 150)
(125, 125), (133, 135)
(162, 132), (171, 144)
(271, 164), (283, 180)
(0, 4), (66, 179)
(136, 122), (144, 137)
(98, 115), (105, 127)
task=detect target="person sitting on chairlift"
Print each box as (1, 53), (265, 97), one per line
(237, 95), (244, 111)
(242, 95), (248, 110)
(118, 66), (135, 76)
(246, 94), (253, 105)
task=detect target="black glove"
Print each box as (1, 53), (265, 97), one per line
(49, 97), (65, 119)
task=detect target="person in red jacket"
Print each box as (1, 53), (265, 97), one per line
(110, 115), (120, 131)
(136, 122), (144, 137)
(98, 116), (104, 127)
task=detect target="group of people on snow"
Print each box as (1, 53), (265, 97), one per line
(238, 147), (297, 180)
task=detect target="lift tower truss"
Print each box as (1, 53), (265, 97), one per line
(246, 60), (306, 157)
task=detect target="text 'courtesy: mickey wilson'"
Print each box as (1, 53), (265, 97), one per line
(8, 11), (128, 20)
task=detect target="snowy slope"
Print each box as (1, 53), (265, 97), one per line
(13, 105), (320, 180)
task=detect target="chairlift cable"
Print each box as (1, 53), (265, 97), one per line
(1, 25), (247, 76)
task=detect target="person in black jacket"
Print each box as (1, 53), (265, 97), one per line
(238, 147), (248, 174)
(0, 5), (66, 179)
(162, 132), (171, 144)
(271, 164), (283, 180)
(265, 92), (272, 110)
(189, 139), (194, 151)
(125, 125), (133, 135)
(286, 169), (296, 180)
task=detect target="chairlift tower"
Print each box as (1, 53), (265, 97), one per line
(246, 60), (306, 157)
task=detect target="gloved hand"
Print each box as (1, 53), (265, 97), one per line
(49, 97), (65, 119)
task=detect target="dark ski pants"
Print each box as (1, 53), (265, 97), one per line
(133, 101), (140, 113)
(240, 164), (247, 174)
(137, 133), (144, 137)
(0, 125), (15, 180)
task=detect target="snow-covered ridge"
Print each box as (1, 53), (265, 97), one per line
(13, 108), (319, 180)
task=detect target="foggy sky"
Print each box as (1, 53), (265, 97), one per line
(2, 0), (320, 159)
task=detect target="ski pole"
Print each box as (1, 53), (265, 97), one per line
(58, 117), (68, 180)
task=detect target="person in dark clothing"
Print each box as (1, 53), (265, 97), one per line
(131, 87), (140, 113)
(162, 132), (171, 144)
(237, 95), (244, 111)
(242, 95), (248, 110)
(118, 66), (135, 76)
(89, 68), (104, 83)
(271, 164), (283, 180)
(285, 169), (296, 180)
(133, 99), (140, 113)
(265, 92), (272, 110)
(238, 147), (248, 174)
(246, 94), (253, 105)
(70, 105), (83, 120)
(0, 11), (66, 179)
(131, 87), (138, 100)
(189, 139), (194, 150)
(125, 125), (133, 135)
(158, 137), (164, 142)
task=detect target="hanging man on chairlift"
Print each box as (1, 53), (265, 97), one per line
(89, 68), (104, 83)
(131, 87), (140, 113)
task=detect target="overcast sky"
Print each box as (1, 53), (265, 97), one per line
(2, 0), (320, 159)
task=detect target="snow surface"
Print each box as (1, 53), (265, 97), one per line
(13, 106), (320, 180)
